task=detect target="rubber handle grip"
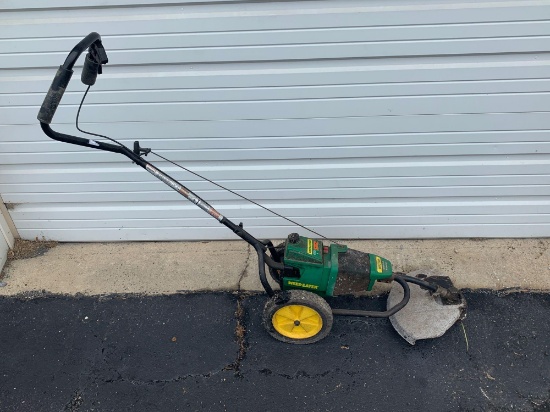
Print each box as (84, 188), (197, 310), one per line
(37, 66), (73, 124)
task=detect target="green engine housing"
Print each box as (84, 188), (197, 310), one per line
(281, 234), (393, 297)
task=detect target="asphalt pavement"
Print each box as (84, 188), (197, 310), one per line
(0, 291), (549, 411)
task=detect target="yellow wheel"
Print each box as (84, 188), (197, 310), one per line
(263, 290), (333, 344)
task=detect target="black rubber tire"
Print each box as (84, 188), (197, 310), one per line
(262, 290), (333, 345)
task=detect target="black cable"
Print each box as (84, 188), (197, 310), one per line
(150, 150), (339, 244)
(398, 275), (439, 292)
(76, 85), (125, 148)
(75, 86), (339, 244)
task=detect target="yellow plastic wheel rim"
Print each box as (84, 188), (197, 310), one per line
(272, 304), (323, 339)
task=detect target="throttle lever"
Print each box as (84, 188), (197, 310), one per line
(81, 43), (109, 86)
(95, 42), (108, 65)
(81, 53), (99, 85)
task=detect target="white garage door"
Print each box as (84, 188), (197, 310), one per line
(1, 0), (550, 241)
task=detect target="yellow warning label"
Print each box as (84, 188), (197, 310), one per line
(376, 256), (383, 273)
(307, 239), (313, 254)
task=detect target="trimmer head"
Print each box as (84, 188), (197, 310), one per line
(388, 270), (466, 345)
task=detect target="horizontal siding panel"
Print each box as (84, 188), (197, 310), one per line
(7, 0), (545, 11)
(5, 93), (550, 125)
(2, 0), (550, 240)
(5, 37), (550, 69)
(4, 112), (550, 143)
(0, 0), (245, 11)
(1, 142), (549, 165)
(16, 224), (550, 242)
(5, 21), (550, 54)
(2, 158), (549, 183)
(4, 59), (550, 96)
(4, 131), (550, 152)
(3, 175), (550, 194)
(9, 199), (550, 220)
(3, 132), (550, 157)
(7, 79), (550, 107)
(2, 2), (549, 39)
(2, 184), (549, 204)
(14, 214), (550, 230)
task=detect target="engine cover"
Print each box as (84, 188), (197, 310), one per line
(281, 233), (393, 296)
(333, 249), (393, 295)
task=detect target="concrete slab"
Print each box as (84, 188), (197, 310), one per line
(0, 241), (248, 296)
(343, 239), (550, 291)
(1, 238), (549, 296)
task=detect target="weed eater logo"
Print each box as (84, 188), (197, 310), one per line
(287, 280), (319, 290)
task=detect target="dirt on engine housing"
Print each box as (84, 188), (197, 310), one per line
(333, 249), (393, 295)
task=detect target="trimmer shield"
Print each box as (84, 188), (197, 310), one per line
(388, 270), (467, 345)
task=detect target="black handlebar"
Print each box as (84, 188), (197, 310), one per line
(37, 33), (125, 155)
(37, 32), (107, 125)
(61, 32), (103, 71)
(36, 33), (290, 298)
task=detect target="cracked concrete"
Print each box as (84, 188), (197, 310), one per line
(236, 244), (252, 291)
(1, 239), (549, 297)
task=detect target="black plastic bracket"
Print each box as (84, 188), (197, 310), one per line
(133, 141), (151, 157)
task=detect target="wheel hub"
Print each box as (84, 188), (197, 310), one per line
(272, 304), (323, 339)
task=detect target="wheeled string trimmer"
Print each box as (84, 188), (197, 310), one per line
(37, 33), (466, 345)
